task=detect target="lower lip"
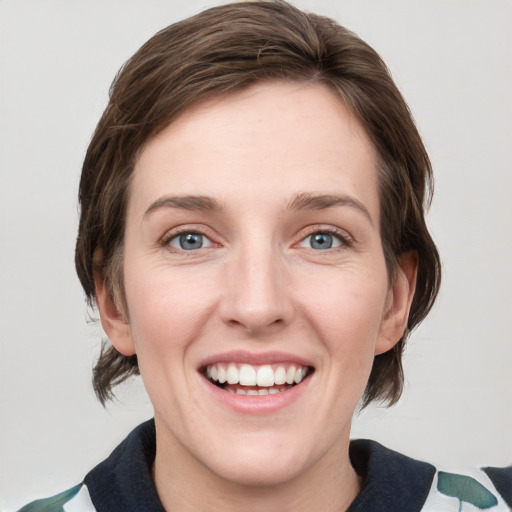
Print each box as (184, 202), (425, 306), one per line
(200, 374), (312, 415)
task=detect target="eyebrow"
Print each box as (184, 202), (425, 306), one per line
(143, 192), (373, 225)
(144, 195), (223, 216)
(288, 192), (374, 225)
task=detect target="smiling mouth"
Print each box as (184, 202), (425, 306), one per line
(203, 363), (314, 395)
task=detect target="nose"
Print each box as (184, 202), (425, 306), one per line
(219, 242), (294, 335)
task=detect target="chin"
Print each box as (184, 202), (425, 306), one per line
(199, 432), (319, 488)
(214, 455), (308, 488)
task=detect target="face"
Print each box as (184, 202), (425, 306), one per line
(97, 82), (415, 488)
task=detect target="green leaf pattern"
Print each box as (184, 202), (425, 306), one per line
(15, 469), (510, 511)
(17, 484), (82, 512)
(437, 471), (501, 512)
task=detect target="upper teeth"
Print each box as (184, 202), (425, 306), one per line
(206, 363), (309, 387)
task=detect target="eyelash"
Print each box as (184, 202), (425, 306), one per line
(161, 228), (216, 253)
(160, 226), (354, 254)
(297, 226), (354, 251)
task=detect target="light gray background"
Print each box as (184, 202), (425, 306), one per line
(1, 1), (511, 510)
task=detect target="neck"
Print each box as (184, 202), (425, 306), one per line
(153, 425), (361, 512)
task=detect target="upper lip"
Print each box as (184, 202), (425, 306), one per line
(198, 350), (314, 369)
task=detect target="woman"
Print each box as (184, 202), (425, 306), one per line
(17, 1), (511, 511)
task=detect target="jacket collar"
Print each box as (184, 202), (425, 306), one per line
(85, 419), (436, 512)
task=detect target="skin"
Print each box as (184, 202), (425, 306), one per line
(96, 81), (417, 511)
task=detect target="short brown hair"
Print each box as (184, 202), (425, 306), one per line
(75, 0), (441, 406)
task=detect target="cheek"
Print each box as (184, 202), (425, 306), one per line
(123, 266), (218, 354)
(303, 267), (388, 334)
(309, 272), (390, 400)
(121, 270), (212, 408)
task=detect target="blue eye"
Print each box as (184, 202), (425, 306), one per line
(310, 233), (333, 249)
(299, 232), (343, 250)
(169, 232), (212, 251)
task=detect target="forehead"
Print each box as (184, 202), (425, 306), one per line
(130, 81), (378, 218)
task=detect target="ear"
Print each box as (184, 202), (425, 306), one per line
(94, 272), (136, 356)
(375, 251), (418, 356)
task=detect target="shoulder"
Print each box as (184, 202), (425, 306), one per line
(16, 483), (96, 512)
(349, 439), (512, 512)
(16, 420), (159, 512)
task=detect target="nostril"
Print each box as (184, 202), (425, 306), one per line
(225, 315), (286, 333)
(218, 265), (294, 331)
